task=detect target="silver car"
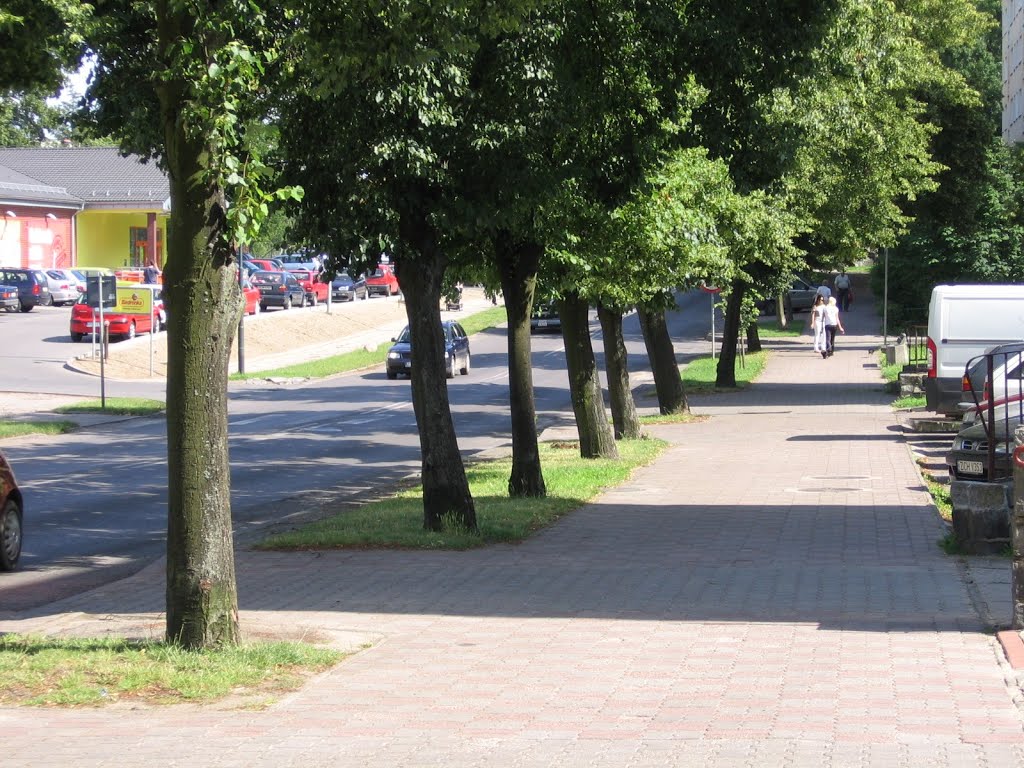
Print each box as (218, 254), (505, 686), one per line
(45, 269), (84, 306)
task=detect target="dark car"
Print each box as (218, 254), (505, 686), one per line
(0, 267), (51, 312)
(250, 269), (307, 310)
(530, 302), (561, 334)
(945, 405), (1024, 482)
(331, 271), (368, 301)
(0, 449), (23, 571)
(386, 320), (470, 379)
(0, 284), (19, 311)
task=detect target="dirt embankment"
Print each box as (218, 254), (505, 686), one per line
(67, 291), (467, 381)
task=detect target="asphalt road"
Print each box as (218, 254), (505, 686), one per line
(0, 291), (723, 614)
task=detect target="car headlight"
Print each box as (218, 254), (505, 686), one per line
(387, 351), (400, 360)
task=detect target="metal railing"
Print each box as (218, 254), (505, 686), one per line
(958, 347), (1024, 482)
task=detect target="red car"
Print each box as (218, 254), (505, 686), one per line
(0, 449), (23, 571)
(70, 285), (164, 341)
(365, 264), (400, 297)
(286, 268), (329, 306)
(242, 280), (260, 315)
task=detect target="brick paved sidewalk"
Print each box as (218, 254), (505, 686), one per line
(2, 288), (1024, 767)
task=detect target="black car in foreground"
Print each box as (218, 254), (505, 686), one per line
(331, 271), (368, 301)
(250, 269), (307, 311)
(0, 449), (23, 571)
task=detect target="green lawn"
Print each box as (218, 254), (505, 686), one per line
(259, 437), (667, 550)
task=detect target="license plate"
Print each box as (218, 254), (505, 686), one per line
(537, 320), (549, 327)
(958, 460), (984, 475)
(85, 322), (96, 329)
(404, 362), (411, 368)
(258, 286), (272, 293)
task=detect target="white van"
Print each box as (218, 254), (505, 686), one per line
(925, 284), (1024, 415)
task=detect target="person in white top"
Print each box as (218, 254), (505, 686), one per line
(822, 296), (844, 358)
(833, 269), (852, 311)
(810, 294), (827, 355)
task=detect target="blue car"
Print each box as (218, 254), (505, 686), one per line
(331, 271), (368, 301)
(386, 320), (470, 379)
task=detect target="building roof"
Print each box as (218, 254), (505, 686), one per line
(0, 165), (82, 208)
(0, 147), (169, 210)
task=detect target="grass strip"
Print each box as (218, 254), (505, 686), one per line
(0, 420), (79, 439)
(54, 398), (165, 416)
(258, 437), (667, 550)
(0, 634), (343, 708)
(681, 351), (768, 394)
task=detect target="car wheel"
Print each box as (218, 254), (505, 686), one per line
(0, 498), (22, 571)
(126, 321), (137, 340)
(260, 302), (267, 312)
(446, 354), (456, 379)
(298, 293), (307, 308)
(71, 332), (83, 342)
(283, 295), (292, 310)
(385, 285), (392, 297)
(309, 293), (317, 307)
(460, 351), (470, 376)
(386, 369), (398, 380)
(19, 303), (32, 313)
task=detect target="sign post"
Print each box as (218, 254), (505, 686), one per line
(700, 283), (722, 360)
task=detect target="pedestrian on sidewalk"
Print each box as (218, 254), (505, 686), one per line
(833, 269), (852, 311)
(810, 294), (827, 354)
(823, 296), (844, 357)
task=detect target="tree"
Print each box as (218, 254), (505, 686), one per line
(0, 0), (88, 93)
(85, 0), (299, 648)
(876, 0), (1024, 324)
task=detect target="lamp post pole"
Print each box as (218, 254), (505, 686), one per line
(883, 246), (889, 347)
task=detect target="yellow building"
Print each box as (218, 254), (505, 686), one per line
(0, 147), (170, 272)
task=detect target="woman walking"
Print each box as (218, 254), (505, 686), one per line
(823, 296), (844, 357)
(811, 295), (827, 356)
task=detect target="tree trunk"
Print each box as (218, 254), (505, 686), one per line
(597, 302), (641, 440)
(746, 322), (762, 353)
(715, 279), (745, 388)
(560, 291), (618, 459)
(495, 233), (546, 497)
(638, 304), (688, 414)
(157, 23), (240, 648)
(396, 191), (477, 532)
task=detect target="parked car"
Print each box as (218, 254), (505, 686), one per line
(0, 267), (50, 312)
(241, 279), (261, 315)
(386, 320), (471, 379)
(246, 258), (284, 272)
(70, 283), (164, 341)
(0, 284), (19, 312)
(530, 302), (561, 334)
(366, 264), (400, 297)
(286, 267), (329, 306)
(945, 406), (1024, 482)
(250, 269), (306, 311)
(925, 284), (1024, 415)
(0, 449), (24, 571)
(44, 269), (83, 305)
(331, 271), (368, 301)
